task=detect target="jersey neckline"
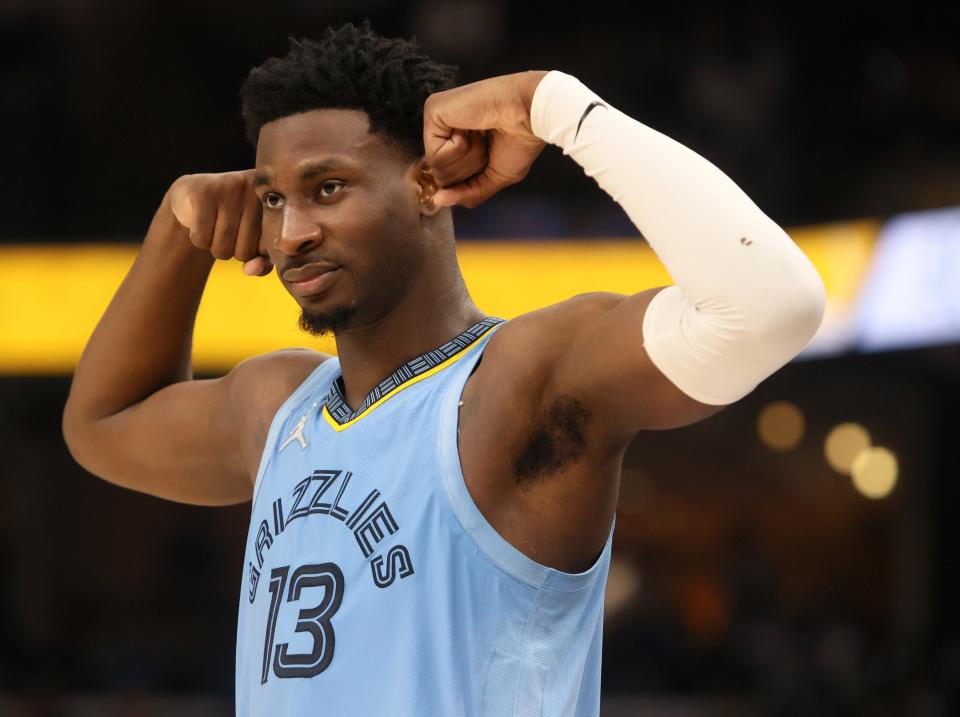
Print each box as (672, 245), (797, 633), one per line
(320, 316), (505, 431)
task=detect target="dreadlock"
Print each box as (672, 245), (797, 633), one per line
(240, 20), (460, 158)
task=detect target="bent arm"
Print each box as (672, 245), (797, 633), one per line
(63, 194), (214, 423)
(63, 349), (325, 506)
(67, 370), (252, 506)
(530, 71), (826, 432)
(62, 195), (246, 505)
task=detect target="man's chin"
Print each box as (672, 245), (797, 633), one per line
(298, 305), (357, 337)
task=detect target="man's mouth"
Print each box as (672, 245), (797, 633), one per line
(282, 261), (340, 282)
(284, 262), (343, 298)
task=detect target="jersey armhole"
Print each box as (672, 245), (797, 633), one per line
(435, 336), (615, 593)
(250, 357), (339, 508)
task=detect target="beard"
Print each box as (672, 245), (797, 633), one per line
(297, 304), (357, 337)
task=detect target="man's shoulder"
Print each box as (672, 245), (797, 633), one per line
(486, 292), (625, 369)
(225, 348), (331, 485)
(236, 346), (331, 373)
(231, 347), (332, 416)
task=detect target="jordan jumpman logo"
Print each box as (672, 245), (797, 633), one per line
(280, 401), (318, 452)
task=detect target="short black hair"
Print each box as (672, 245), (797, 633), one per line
(240, 20), (460, 158)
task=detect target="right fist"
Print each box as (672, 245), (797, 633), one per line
(165, 170), (272, 277)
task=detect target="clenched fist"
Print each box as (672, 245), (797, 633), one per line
(164, 169), (272, 276)
(423, 70), (548, 208)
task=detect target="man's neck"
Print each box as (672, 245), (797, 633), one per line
(332, 276), (485, 411)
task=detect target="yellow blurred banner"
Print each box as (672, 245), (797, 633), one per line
(0, 221), (877, 375)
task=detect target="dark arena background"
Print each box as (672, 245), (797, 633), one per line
(2, 2), (959, 715)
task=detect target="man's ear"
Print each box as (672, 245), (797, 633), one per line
(410, 157), (444, 218)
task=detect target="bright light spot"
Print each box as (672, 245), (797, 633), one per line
(851, 446), (898, 499)
(604, 555), (642, 620)
(825, 423), (871, 474)
(757, 401), (806, 451)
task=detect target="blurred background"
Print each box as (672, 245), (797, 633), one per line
(1, 1), (959, 715)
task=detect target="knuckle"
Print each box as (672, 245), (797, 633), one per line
(235, 245), (257, 262)
(211, 236), (237, 260)
(211, 245), (233, 260)
(191, 234), (212, 250)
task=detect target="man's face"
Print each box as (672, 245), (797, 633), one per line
(253, 109), (427, 336)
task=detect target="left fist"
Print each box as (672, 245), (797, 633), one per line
(422, 70), (548, 208)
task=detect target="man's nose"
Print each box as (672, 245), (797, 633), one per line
(276, 205), (322, 254)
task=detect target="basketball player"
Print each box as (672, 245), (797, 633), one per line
(62, 22), (825, 716)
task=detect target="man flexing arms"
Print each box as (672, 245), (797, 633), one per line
(63, 22), (824, 716)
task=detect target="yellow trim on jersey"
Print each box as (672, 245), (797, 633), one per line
(320, 323), (500, 432)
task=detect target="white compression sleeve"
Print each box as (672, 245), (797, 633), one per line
(529, 70), (826, 405)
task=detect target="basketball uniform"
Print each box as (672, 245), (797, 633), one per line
(235, 316), (615, 716)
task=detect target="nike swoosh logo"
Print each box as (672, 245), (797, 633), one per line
(574, 100), (607, 141)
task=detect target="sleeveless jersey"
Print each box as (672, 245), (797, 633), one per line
(235, 316), (615, 716)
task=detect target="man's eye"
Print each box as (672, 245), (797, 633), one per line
(319, 181), (345, 198)
(263, 193), (284, 209)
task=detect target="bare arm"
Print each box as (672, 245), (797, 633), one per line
(62, 171), (281, 506)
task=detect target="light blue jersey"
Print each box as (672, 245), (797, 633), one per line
(236, 316), (615, 716)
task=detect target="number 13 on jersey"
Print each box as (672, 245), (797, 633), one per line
(261, 562), (345, 683)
